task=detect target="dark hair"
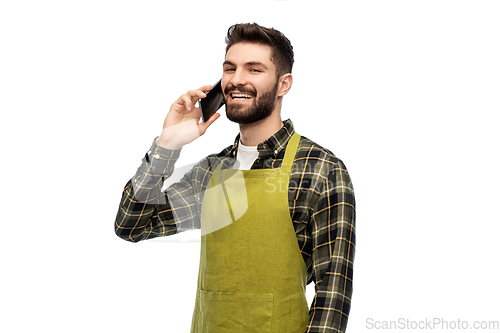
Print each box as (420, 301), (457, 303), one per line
(225, 23), (294, 77)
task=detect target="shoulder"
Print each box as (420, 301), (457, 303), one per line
(294, 135), (353, 184)
(295, 135), (343, 170)
(196, 144), (235, 171)
(206, 144), (234, 161)
(294, 135), (354, 200)
(170, 144), (235, 190)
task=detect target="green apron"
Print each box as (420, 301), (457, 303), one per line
(190, 133), (309, 333)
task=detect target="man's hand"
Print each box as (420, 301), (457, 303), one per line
(156, 85), (221, 149)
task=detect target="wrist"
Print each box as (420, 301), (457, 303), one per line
(156, 134), (183, 150)
(157, 119), (200, 149)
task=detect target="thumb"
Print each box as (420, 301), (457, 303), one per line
(198, 113), (221, 135)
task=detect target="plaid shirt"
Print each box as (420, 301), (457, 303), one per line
(115, 119), (356, 333)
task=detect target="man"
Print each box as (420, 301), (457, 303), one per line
(115, 23), (355, 333)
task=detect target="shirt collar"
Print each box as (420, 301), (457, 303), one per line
(229, 119), (295, 159)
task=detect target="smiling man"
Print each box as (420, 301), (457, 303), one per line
(115, 23), (356, 333)
(223, 44), (284, 126)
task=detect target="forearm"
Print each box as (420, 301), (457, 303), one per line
(307, 226), (355, 333)
(131, 138), (181, 203)
(114, 139), (181, 242)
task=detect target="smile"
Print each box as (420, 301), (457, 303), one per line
(231, 93), (254, 100)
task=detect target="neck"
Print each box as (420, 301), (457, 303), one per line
(239, 109), (283, 146)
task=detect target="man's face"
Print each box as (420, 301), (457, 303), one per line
(222, 43), (279, 125)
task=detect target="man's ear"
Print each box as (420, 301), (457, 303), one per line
(277, 73), (293, 97)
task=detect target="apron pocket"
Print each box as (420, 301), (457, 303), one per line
(193, 289), (274, 333)
(278, 294), (309, 333)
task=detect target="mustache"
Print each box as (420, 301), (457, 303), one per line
(224, 84), (256, 96)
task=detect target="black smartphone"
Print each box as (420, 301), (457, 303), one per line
(200, 79), (225, 122)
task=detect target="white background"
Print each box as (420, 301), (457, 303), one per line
(1, 1), (499, 332)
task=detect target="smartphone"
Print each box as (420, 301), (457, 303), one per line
(200, 79), (225, 122)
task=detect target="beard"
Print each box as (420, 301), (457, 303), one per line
(224, 82), (279, 125)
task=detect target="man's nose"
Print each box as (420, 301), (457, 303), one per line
(230, 68), (247, 87)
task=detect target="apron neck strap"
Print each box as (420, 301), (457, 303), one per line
(281, 132), (300, 173)
(214, 132), (300, 174)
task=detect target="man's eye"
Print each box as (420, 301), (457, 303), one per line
(250, 69), (262, 73)
(224, 68), (235, 72)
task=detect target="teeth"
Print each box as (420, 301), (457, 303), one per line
(232, 93), (252, 99)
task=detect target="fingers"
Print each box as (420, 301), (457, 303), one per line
(178, 93), (199, 111)
(177, 85), (213, 111)
(198, 84), (213, 93)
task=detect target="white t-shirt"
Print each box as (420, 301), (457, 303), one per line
(232, 140), (259, 170)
